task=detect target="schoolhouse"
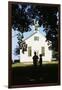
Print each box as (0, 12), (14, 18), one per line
(20, 30), (52, 62)
(20, 20), (52, 63)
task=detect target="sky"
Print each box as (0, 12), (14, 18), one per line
(12, 25), (46, 62)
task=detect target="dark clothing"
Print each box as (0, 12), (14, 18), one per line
(39, 54), (42, 66)
(33, 55), (38, 66)
(39, 57), (42, 66)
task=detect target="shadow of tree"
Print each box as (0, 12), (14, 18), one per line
(11, 64), (59, 85)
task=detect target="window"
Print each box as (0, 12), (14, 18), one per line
(41, 47), (45, 56)
(28, 47), (32, 56)
(34, 36), (39, 41)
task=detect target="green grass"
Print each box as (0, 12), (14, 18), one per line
(12, 61), (59, 68)
(12, 62), (33, 67)
(12, 63), (59, 85)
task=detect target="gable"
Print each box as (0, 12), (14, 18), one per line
(23, 31), (47, 46)
(23, 31), (46, 42)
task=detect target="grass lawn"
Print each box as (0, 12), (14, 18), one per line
(11, 61), (60, 86)
(12, 61), (59, 68)
(12, 62), (33, 67)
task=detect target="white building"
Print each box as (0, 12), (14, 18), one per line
(20, 30), (52, 63)
(20, 19), (53, 63)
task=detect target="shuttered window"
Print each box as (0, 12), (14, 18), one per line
(34, 36), (39, 41)
(41, 47), (45, 56)
(28, 47), (32, 56)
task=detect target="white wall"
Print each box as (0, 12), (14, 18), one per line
(0, 0), (62, 90)
(20, 31), (52, 62)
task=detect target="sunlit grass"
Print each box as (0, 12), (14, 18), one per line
(42, 61), (59, 64)
(12, 61), (59, 68)
(12, 62), (33, 67)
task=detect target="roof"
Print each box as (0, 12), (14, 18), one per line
(22, 31), (37, 41)
(22, 31), (46, 41)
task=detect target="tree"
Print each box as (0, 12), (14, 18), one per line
(12, 4), (32, 55)
(12, 3), (59, 57)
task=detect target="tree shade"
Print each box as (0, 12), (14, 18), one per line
(11, 3), (59, 52)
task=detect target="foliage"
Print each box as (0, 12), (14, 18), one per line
(12, 3), (59, 51)
(14, 47), (20, 55)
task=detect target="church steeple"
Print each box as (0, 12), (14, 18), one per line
(33, 19), (39, 32)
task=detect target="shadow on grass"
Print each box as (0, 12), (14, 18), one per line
(11, 64), (59, 86)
